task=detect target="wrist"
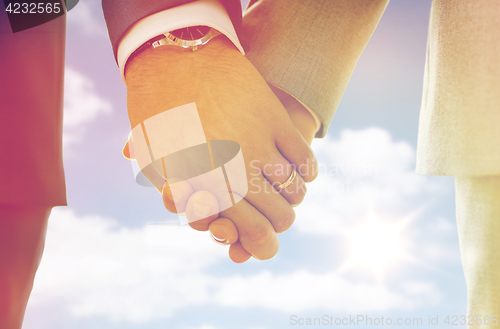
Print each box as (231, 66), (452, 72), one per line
(269, 85), (318, 145)
(125, 35), (239, 83)
(125, 36), (244, 127)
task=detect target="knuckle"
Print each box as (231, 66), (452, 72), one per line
(309, 162), (319, 182)
(285, 182), (306, 206)
(188, 217), (211, 231)
(296, 149), (318, 182)
(242, 223), (275, 248)
(274, 206), (296, 233)
(255, 245), (279, 260)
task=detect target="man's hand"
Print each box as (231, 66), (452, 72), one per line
(156, 86), (319, 263)
(125, 36), (318, 261)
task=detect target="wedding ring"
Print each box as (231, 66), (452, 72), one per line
(277, 169), (297, 191)
(209, 231), (229, 245)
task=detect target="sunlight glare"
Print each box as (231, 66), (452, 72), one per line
(339, 211), (413, 279)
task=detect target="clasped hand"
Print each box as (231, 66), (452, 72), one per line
(124, 37), (318, 262)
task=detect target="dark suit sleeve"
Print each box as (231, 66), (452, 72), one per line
(0, 5), (67, 207)
(102, 0), (242, 61)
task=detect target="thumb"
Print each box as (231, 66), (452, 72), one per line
(122, 137), (134, 159)
(186, 191), (220, 231)
(162, 178), (193, 215)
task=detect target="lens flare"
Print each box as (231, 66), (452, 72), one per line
(339, 210), (415, 280)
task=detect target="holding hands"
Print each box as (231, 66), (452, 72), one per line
(123, 36), (318, 262)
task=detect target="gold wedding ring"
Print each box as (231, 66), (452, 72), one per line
(277, 169), (297, 191)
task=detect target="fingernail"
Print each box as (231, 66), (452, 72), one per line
(193, 203), (212, 218)
(170, 188), (183, 202)
(210, 231), (229, 245)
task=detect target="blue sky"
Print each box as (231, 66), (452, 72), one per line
(22, 1), (467, 328)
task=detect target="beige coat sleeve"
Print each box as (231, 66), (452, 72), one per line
(417, 0), (500, 177)
(241, 0), (389, 138)
(456, 176), (500, 319)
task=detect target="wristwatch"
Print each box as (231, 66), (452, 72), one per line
(152, 25), (221, 51)
(128, 26), (221, 61)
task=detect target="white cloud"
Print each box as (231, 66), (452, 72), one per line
(31, 208), (221, 323)
(411, 216), (461, 263)
(295, 128), (444, 234)
(29, 207), (441, 324)
(212, 270), (439, 313)
(67, 1), (107, 37)
(63, 67), (112, 145)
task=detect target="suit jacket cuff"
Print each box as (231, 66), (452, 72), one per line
(270, 84), (321, 133)
(242, 0), (389, 138)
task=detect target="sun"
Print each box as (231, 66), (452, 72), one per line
(338, 210), (414, 279)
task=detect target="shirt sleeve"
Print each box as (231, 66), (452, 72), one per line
(117, 0), (244, 81)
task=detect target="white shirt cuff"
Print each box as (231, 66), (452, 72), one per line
(117, 0), (244, 82)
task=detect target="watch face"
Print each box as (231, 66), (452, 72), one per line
(170, 26), (211, 41)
